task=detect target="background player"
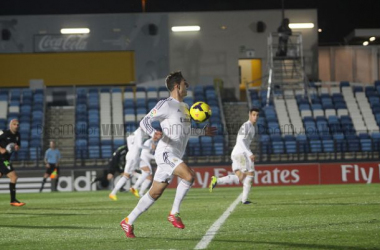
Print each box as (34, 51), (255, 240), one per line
(0, 119), (25, 206)
(109, 127), (161, 200)
(39, 140), (61, 192)
(92, 144), (128, 189)
(209, 107), (259, 204)
(119, 71), (216, 238)
(130, 132), (160, 198)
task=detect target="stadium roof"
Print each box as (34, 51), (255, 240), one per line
(1, 0), (379, 45)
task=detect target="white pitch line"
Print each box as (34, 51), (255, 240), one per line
(194, 193), (243, 250)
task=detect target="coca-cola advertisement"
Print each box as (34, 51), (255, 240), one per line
(34, 34), (89, 52)
(167, 162), (380, 188)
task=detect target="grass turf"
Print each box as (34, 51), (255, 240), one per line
(0, 184), (379, 250)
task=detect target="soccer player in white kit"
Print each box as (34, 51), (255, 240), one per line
(119, 71), (216, 238)
(109, 127), (160, 200)
(209, 107), (259, 204)
(130, 134), (160, 197)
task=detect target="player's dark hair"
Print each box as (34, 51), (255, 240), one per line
(250, 107), (260, 113)
(165, 71), (184, 91)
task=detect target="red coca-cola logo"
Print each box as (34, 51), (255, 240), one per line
(37, 35), (88, 51)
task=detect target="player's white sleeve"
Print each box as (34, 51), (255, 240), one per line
(140, 99), (169, 137)
(236, 124), (253, 157)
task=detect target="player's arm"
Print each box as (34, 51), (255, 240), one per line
(44, 150), (49, 165)
(0, 131), (7, 154)
(14, 133), (20, 151)
(191, 125), (217, 136)
(140, 100), (168, 138)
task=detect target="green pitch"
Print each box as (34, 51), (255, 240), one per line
(0, 184), (379, 250)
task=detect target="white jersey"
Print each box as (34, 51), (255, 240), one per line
(140, 97), (204, 158)
(126, 128), (148, 152)
(231, 120), (256, 157)
(125, 128), (149, 171)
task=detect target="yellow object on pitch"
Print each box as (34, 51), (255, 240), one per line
(50, 169), (57, 179)
(190, 101), (212, 123)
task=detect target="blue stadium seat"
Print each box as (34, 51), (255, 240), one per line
(200, 137), (213, 155)
(322, 138), (335, 152)
(296, 135), (309, 153)
(260, 135), (271, 154)
(188, 137), (200, 156)
(310, 139), (322, 153)
(213, 135), (224, 155)
(88, 146), (100, 159)
(372, 132), (380, 151)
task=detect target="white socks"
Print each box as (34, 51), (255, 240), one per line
(127, 193), (155, 225)
(242, 176), (253, 202)
(111, 176), (128, 195)
(217, 175), (239, 185)
(133, 171), (150, 190)
(139, 179), (152, 196)
(170, 179), (192, 215)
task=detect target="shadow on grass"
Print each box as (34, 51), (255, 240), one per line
(0, 225), (100, 230)
(266, 202), (380, 206)
(239, 220), (379, 233)
(16, 207), (123, 211)
(138, 237), (377, 250)
(247, 241), (379, 250)
(5, 212), (89, 216)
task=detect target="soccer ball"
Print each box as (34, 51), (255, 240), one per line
(189, 101), (212, 123)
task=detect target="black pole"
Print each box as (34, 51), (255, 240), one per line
(281, 0), (285, 20)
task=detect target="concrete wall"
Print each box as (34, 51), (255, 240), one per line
(0, 9), (318, 96)
(0, 13), (170, 84)
(319, 46), (380, 83)
(169, 9), (318, 94)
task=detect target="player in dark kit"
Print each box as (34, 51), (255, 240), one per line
(0, 119), (25, 206)
(92, 144), (128, 188)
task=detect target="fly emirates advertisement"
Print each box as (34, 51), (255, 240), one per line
(168, 162), (380, 188)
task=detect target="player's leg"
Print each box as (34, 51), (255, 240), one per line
(54, 167), (60, 191)
(241, 160), (255, 204)
(171, 162), (194, 214)
(120, 178), (168, 238)
(120, 156), (174, 238)
(131, 166), (150, 198)
(109, 154), (136, 200)
(131, 158), (151, 196)
(139, 173), (152, 197)
(166, 162), (195, 229)
(241, 172), (254, 204)
(127, 180), (168, 224)
(7, 170), (25, 206)
(109, 172), (130, 200)
(209, 155), (242, 192)
(39, 167), (51, 192)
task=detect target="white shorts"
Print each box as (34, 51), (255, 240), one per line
(153, 151), (183, 183)
(139, 157), (152, 174)
(231, 153), (255, 173)
(124, 149), (141, 174)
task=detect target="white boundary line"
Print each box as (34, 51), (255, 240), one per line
(194, 193), (242, 250)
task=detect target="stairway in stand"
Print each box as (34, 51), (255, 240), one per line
(223, 102), (250, 155)
(43, 106), (75, 167)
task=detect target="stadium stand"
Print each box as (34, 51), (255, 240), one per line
(248, 81), (380, 162)
(4, 81), (380, 164)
